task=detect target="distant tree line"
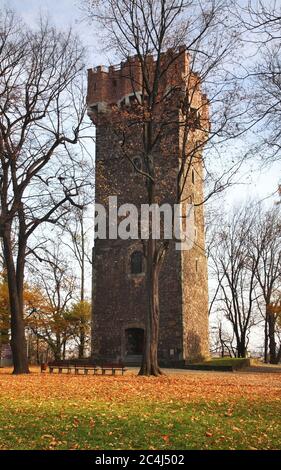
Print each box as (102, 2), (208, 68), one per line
(209, 202), (281, 363)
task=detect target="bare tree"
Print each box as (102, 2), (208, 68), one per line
(27, 244), (77, 361)
(58, 204), (93, 358)
(210, 319), (236, 357)
(0, 9), (93, 373)
(238, 0), (281, 162)
(241, 1), (281, 41)
(59, 205), (93, 302)
(209, 205), (262, 357)
(83, 0), (248, 375)
(250, 206), (281, 363)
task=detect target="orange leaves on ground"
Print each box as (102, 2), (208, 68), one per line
(0, 368), (280, 406)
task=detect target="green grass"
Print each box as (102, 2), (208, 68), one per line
(0, 398), (280, 450)
(204, 357), (250, 367)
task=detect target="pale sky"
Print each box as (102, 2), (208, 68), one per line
(5, 0), (104, 64)
(4, 0), (280, 207)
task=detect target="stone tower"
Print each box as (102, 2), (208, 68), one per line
(87, 48), (209, 366)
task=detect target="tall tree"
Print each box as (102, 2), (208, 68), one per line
(0, 272), (10, 347)
(209, 205), (261, 357)
(250, 206), (281, 363)
(68, 300), (91, 358)
(83, 0), (247, 375)
(58, 205), (93, 357)
(27, 244), (77, 361)
(0, 8), (91, 373)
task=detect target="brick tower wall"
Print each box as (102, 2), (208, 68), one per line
(178, 74), (209, 361)
(88, 49), (209, 365)
(91, 121), (184, 364)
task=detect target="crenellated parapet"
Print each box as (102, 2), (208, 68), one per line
(87, 46), (209, 130)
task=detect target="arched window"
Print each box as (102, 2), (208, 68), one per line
(131, 251), (143, 274)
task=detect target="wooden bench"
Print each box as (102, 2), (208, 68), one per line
(74, 365), (100, 375)
(44, 362), (127, 376)
(48, 363), (75, 374)
(100, 364), (127, 376)
(47, 362), (98, 375)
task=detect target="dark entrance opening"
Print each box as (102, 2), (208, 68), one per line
(125, 328), (144, 355)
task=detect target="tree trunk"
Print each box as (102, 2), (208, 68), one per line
(237, 336), (247, 358)
(2, 230), (29, 374)
(54, 349), (61, 361)
(218, 324), (225, 357)
(62, 341), (66, 360)
(54, 334), (62, 361)
(264, 314), (269, 363)
(276, 345), (281, 364)
(268, 310), (277, 364)
(36, 336), (40, 365)
(139, 239), (163, 376)
(78, 327), (85, 359)
(78, 214), (86, 359)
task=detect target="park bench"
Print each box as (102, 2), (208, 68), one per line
(47, 362), (99, 375)
(100, 364), (127, 376)
(74, 364), (100, 375)
(43, 361), (127, 376)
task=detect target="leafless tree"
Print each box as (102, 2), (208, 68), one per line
(249, 205), (281, 363)
(58, 204), (93, 357)
(238, 0), (281, 162)
(27, 243), (77, 361)
(210, 320), (236, 357)
(209, 205), (262, 357)
(0, 9), (93, 373)
(241, 0), (281, 42)
(83, 0), (249, 375)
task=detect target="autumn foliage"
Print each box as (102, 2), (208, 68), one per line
(0, 369), (280, 450)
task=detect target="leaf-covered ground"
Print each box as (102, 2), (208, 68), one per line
(0, 367), (280, 450)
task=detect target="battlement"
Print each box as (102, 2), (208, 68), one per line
(87, 46), (209, 125)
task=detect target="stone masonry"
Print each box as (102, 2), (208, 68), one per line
(87, 48), (209, 366)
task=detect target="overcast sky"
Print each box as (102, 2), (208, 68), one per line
(2, 0), (280, 206)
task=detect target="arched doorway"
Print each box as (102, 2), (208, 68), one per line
(125, 328), (144, 356)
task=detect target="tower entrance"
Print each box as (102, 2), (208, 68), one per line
(125, 328), (144, 356)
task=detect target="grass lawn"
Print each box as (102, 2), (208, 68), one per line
(202, 357), (250, 367)
(0, 367), (280, 450)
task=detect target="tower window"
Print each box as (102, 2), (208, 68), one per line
(131, 251), (143, 274)
(192, 169), (195, 184)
